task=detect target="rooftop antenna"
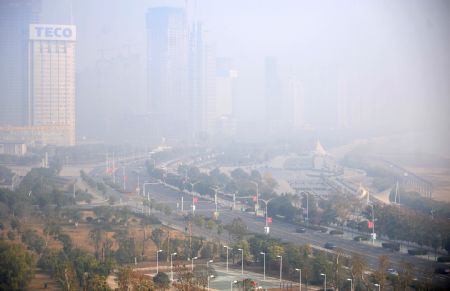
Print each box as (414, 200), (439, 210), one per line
(394, 181), (399, 205)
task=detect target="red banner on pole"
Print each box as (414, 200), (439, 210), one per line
(266, 217), (272, 224)
(193, 197), (198, 203)
(368, 220), (374, 229)
(252, 195), (257, 202)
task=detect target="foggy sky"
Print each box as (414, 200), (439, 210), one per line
(40, 0), (450, 137)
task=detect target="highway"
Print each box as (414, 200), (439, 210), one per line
(133, 181), (449, 286)
(83, 155), (449, 287)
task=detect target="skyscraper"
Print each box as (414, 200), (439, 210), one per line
(28, 24), (77, 145)
(264, 57), (283, 130)
(214, 58), (238, 137)
(146, 6), (189, 139)
(189, 22), (216, 137)
(287, 77), (304, 130)
(0, 0), (41, 126)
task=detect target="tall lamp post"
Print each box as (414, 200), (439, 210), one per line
(320, 273), (326, 291)
(224, 246), (232, 271)
(238, 248), (244, 275)
(295, 268), (302, 291)
(371, 204), (375, 245)
(156, 249), (163, 274)
(259, 198), (273, 232)
(250, 181), (259, 213)
(206, 260), (213, 290)
(347, 278), (352, 291)
(277, 255), (283, 283)
(190, 256), (198, 271)
(170, 252), (177, 282)
(230, 280), (238, 291)
(260, 252), (266, 280)
(207, 275), (214, 290)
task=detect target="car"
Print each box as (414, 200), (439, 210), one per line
(324, 242), (336, 250)
(387, 268), (399, 276)
(296, 227), (306, 233)
(435, 267), (450, 274)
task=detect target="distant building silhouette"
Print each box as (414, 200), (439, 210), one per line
(0, 0), (41, 126)
(146, 6), (189, 139)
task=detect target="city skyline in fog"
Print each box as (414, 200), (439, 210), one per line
(2, 0), (449, 144)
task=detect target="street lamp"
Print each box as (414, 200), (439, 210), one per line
(170, 252), (177, 282)
(207, 275), (214, 290)
(238, 248), (244, 275)
(224, 246), (232, 271)
(207, 259), (213, 285)
(250, 181), (259, 213)
(371, 204), (375, 245)
(320, 273), (326, 291)
(230, 280), (238, 291)
(212, 186), (222, 213)
(259, 198), (273, 231)
(190, 256), (198, 271)
(374, 283), (380, 291)
(156, 250), (163, 274)
(347, 278), (352, 291)
(277, 255), (283, 283)
(260, 252), (266, 280)
(295, 268), (302, 291)
(143, 182), (159, 199)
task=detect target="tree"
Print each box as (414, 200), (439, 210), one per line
(116, 266), (132, 291)
(88, 274), (111, 291)
(0, 241), (35, 290)
(153, 272), (170, 290)
(350, 253), (368, 289)
(397, 261), (414, 291)
(374, 255), (389, 290)
(151, 228), (165, 249)
(131, 272), (153, 291)
(230, 168), (249, 180)
(174, 265), (195, 291)
(225, 218), (247, 241)
(89, 228), (104, 260)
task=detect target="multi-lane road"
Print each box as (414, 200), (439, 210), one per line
(85, 156), (449, 287)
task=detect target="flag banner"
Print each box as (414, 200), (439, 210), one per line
(252, 195), (257, 202)
(368, 220), (374, 229)
(266, 217), (272, 224)
(193, 197), (198, 203)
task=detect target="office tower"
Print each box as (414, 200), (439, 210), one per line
(0, 0), (41, 126)
(215, 58), (237, 117)
(264, 57), (283, 129)
(27, 24), (76, 145)
(214, 58), (237, 137)
(287, 77), (304, 130)
(146, 6), (189, 139)
(189, 22), (216, 137)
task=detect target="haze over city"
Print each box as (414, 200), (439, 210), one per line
(0, 1), (449, 290)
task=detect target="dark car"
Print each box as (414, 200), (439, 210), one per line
(296, 227), (306, 233)
(435, 267), (450, 275)
(324, 242), (337, 250)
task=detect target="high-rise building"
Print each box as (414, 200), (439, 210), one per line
(264, 57), (283, 130)
(189, 22), (216, 137)
(0, 0), (41, 126)
(214, 58), (237, 137)
(146, 6), (189, 139)
(287, 77), (304, 130)
(28, 24), (76, 145)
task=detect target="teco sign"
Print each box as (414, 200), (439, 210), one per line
(30, 24), (76, 41)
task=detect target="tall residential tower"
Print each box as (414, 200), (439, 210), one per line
(146, 6), (189, 139)
(0, 0), (41, 126)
